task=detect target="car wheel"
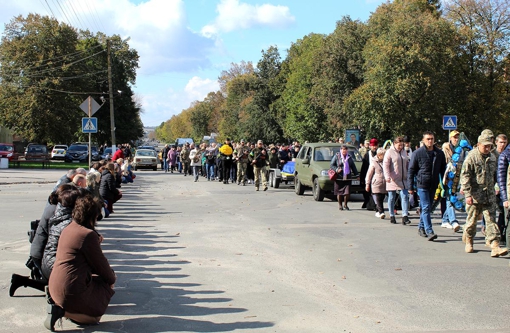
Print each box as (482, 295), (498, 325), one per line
(313, 177), (324, 201)
(134, 166), (137, 171)
(274, 177), (281, 189)
(153, 167), (157, 171)
(295, 174), (305, 195)
(269, 171), (274, 187)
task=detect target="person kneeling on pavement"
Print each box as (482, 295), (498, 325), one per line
(45, 193), (116, 331)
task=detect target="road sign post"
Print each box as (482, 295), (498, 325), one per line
(80, 97), (101, 168)
(442, 115), (458, 139)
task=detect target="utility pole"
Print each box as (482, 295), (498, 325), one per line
(107, 39), (116, 151)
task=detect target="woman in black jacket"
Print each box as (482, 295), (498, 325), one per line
(42, 187), (87, 280)
(9, 185), (80, 296)
(99, 162), (122, 213)
(330, 145), (359, 210)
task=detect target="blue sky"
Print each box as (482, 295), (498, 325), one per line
(1, 0), (386, 126)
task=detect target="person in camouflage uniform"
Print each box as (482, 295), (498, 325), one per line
(460, 132), (508, 257)
(250, 140), (268, 191)
(180, 143), (191, 176)
(235, 140), (250, 185)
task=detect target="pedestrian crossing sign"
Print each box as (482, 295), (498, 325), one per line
(82, 117), (98, 133)
(442, 115), (457, 130)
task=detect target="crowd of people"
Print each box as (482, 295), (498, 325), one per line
(8, 154), (133, 330)
(361, 129), (509, 260)
(160, 138), (301, 191)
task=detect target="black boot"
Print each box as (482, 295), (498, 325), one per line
(402, 216), (410, 225)
(9, 274), (26, 297)
(44, 303), (65, 331)
(418, 228), (427, 237)
(390, 216), (397, 224)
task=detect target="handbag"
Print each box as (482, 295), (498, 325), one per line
(328, 153), (343, 181)
(328, 169), (337, 181)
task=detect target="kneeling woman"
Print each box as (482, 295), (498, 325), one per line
(45, 194), (116, 331)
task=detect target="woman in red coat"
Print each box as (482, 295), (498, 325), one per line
(45, 194), (116, 331)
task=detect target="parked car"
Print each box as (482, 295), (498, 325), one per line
(51, 145), (68, 160)
(64, 144), (88, 163)
(91, 145), (100, 161)
(25, 143), (49, 161)
(294, 143), (363, 201)
(101, 147), (112, 160)
(133, 149), (158, 171)
(0, 143), (17, 161)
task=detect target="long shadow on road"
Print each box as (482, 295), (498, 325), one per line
(75, 186), (273, 332)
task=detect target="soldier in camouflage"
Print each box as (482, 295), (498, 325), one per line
(235, 140), (250, 185)
(460, 132), (508, 257)
(180, 143), (191, 176)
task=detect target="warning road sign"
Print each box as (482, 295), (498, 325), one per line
(442, 115), (457, 130)
(82, 117), (98, 133)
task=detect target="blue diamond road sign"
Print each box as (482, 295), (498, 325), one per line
(442, 115), (457, 130)
(82, 117), (98, 133)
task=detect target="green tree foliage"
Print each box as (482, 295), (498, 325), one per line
(345, 0), (460, 139)
(311, 17), (368, 138)
(444, 0), (510, 137)
(155, 0), (509, 145)
(0, 14), (143, 145)
(0, 14), (83, 143)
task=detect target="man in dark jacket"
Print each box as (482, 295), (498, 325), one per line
(360, 138), (378, 209)
(408, 131), (446, 241)
(497, 136), (510, 247)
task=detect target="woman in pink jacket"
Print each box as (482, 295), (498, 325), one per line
(366, 148), (387, 219)
(383, 136), (410, 225)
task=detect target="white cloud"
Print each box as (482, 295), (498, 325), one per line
(0, 0), (216, 75)
(138, 76), (220, 126)
(202, 0), (295, 37)
(185, 76), (220, 101)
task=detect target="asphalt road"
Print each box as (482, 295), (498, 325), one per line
(1, 169), (510, 333)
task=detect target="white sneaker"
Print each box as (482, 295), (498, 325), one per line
(441, 222), (452, 229)
(380, 213), (385, 219)
(375, 212), (381, 218)
(451, 222), (460, 232)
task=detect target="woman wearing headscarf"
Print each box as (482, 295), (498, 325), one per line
(330, 145), (359, 210)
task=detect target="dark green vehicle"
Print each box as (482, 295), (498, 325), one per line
(294, 143), (363, 201)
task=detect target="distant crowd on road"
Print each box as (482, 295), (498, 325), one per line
(159, 138), (300, 191)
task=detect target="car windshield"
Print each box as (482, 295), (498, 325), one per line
(137, 150), (156, 157)
(68, 145), (87, 152)
(28, 145), (47, 153)
(54, 145), (67, 149)
(0, 145), (13, 151)
(313, 146), (362, 162)
(103, 148), (112, 154)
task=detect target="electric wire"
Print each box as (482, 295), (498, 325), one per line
(64, 0), (85, 30)
(74, 0), (99, 32)
(1, 46), (104, 75)
(51, 0), (72, 26)
(43, 0), (57, 18)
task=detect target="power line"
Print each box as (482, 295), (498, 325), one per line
(50, 0), (72, 26)
(64, 0), (85, 30)
(73, 0), (99, 32)
(43, 0), (57, 18)
(2, 46), (104, 76)
(87, 0), (107, 33)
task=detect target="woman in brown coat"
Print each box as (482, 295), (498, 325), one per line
(45, 194), (116, 331)
(366, 148), (387, 219)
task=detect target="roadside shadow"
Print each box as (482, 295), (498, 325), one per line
(76, 186), (274, 332)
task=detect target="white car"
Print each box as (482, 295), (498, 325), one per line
(133, 149), (158, 171)
(51, 145), (68, 160)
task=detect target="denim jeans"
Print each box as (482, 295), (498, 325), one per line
(207, 163), (215, 180)
(418, 188), (434, 234)
(163, 159), (168, 171)
(388, 189), (409, 216)
(442, 199), (457, 224)
(192, 166), (200, 181)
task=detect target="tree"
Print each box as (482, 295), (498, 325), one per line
(311, 16), (368, 138)
(344, 0), (461, 139)
(280, 33), (329, 142)
(0, 14), (84, 143)
(0, 15), (143, 145)
(444, 0), (510, 136)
